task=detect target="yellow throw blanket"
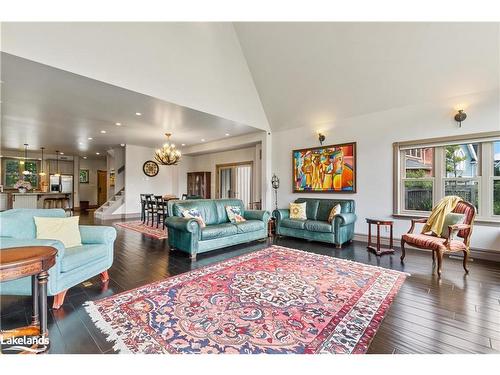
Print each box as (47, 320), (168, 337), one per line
(422, 196), (463, 237)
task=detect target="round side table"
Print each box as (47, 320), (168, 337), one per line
(366, 218), (395, 256)
(0, 246), (57, 354)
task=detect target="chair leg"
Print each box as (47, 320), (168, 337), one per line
(432, 250), (435, 263)
(400, 238), (406, 261)
(156, 213), (160, 228)
(463, 250), (469, 274)
(52, 290), (68, 310)
(100, 270), (109, 283)
(436, 249), (443, 277)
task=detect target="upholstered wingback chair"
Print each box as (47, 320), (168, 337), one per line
(400, 201), (476, 277)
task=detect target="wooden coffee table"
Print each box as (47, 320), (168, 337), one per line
(0, 246), (57, 354)
(366, 218), (395, 256)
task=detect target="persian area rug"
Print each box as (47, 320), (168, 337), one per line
(115, 221), (167, 240)
(85, 246), (406, 354)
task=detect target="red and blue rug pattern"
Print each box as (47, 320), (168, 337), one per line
(85, 246), (406, 354)
(115, 221), (167, 239)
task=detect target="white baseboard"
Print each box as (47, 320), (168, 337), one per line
(353, 233), (500, 263)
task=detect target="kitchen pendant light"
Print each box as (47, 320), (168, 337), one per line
(39, 147), (46, 176)
(22, 144), (32, 176)
(54, 150), (61, 177)
(154, 133), (181, 165)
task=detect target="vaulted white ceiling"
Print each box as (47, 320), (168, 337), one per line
(1, 22), (499, 155)
(234, 22), (500, 130)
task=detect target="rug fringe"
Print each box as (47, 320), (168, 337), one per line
(84, 301), (132, 354)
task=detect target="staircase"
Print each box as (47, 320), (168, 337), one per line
(94, 188), (125, 220)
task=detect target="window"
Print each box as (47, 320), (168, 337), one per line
(395, 134), (500, 222)
(2, 158), (40, 189)
(444, 143), (479, 211)
(494, 141), (500, 215)
(402, 147), (434, 211)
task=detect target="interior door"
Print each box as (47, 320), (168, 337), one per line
(217, 162), (252, 208)
(97, 170), (107, 206)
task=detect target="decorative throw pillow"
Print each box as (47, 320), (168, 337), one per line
(439, 213), (465, 238)
(34, 216), (82, 248)
(182, 208), (206, 228)
(289, 202), (307, 220)
(327, 204), (342, 223)
(225, 206), (246, 223)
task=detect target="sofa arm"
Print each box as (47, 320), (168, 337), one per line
(80, 225), (117, 245)
(333, 213), (357, 226)
(273, 209), (290, 221)
(165, 217), (200, 233)
(244, 210), (270, 222)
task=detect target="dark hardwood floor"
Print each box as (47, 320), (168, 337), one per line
(1, 212), (499, 354)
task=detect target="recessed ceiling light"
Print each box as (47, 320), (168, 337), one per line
(96, 152), (100, 155)
(225, 133), (230, 136)
(60, 152), (64, 155)
(88, 137), (93, 140)
(135, 112), (142, 116)
(201, 139), (205, 142)
(115, 122), (122, 126)
(181, 143), (186, 146)
(100, 130), (106, 134)
(79, 142), (83, 145)
(120, 144), (125, 147)
(83, 156), (87, 159)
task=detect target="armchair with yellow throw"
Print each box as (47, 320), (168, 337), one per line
(400, 196), (476, 277)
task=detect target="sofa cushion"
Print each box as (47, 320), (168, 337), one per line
(201, 223), (238, 240)
(294, 198), (319, 220)
(234, 220), (264, 234)
(61, 244), (108, 273)
(34, 215), (82, 248)
(281, 218), (307, 230)
(215, 199), (245, 224)
(172, 200), (219, 225)
(304, 220), (333, 233)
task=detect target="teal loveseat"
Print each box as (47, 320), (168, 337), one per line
(0, 209), (116, 309)
(165, 199), (270, 260)
(274, 198), (357, 248)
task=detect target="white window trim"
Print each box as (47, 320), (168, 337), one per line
(393, 132), (500, 224)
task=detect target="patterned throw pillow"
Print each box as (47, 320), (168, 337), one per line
(182, 208), (206, 228)
(327, 204), (342, 223)
(289, 202), (307, 220)
(225, 206), (246, 223)
(439, 213), (465, 238)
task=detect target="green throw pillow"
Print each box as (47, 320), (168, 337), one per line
(440, 213), (465, 238)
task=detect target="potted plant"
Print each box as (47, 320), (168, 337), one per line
(14, 179), (32, 193)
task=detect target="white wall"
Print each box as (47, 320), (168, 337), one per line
(188, 145), (261, 203)
(272, 90), (500, 252)
(123, 144), (192, 214)
(1, 22), (270, 131)
(79, 157), (107, 206)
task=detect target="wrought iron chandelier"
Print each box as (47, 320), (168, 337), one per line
(154, 133), (181, 166)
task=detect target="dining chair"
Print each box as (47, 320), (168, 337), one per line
(154, 195), (167, 229)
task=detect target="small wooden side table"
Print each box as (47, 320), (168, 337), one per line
(366, 218), (394, 256)
(268, 217), (276, 237)
(0, 246), (57, 354)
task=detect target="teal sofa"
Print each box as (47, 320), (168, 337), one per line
(165, 199), (270, 260)
(274, 198), (357, 248)
(0, 209), (116, 309)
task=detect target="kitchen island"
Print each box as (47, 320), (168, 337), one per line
(8, 192), (72, 209)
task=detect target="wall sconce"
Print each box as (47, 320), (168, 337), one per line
(454, 109), (467, 127)
(318, 132), (326, 145)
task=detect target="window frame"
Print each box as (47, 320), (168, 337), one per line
(393, 131), (500, 224)
(1, 157), (41, 189)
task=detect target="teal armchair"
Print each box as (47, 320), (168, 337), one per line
(165, 199), (270, 260)
(274, 198), (357, 248)
(0, 209), (116, 309)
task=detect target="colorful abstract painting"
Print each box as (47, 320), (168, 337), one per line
(293, 142), (356, 193)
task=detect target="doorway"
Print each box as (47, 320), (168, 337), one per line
(216, 162), (253, 208)
(97, 170), (107, 206)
